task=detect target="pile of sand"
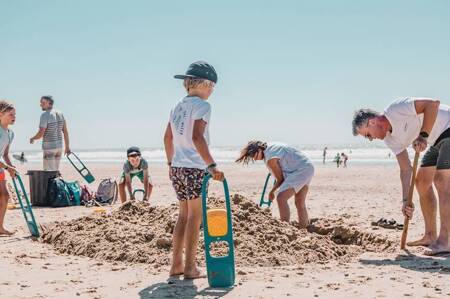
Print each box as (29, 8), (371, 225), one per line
(42, 194), (394, 270)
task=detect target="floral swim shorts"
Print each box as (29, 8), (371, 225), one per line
(170, 167), (206, 201)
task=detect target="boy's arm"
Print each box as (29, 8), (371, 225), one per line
(192, 119), (224, 181)
(143, 169), (152, 200)
(125, 174), (133, 199)
(62, 120), (71, 154)
(2, 145), (16, 177)
(163, 123), (174, 165)
(266, 158), (284, 199)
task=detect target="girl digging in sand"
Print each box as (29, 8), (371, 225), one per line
(164, 61), (224, 279)
(0, 100), (18, 236)
(236, 141), (314, 228)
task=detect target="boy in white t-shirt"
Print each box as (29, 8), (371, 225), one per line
(352, 97), (450, 255)
(164, 61), (224, 278)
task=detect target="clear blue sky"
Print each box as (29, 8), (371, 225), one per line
(1, 0), (450, 151)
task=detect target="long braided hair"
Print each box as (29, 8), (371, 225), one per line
(235, 140), (268, 165)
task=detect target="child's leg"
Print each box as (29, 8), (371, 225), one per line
(0, 180), (13, 235)
(170, 200), (188, 276)
(276, 189), (295, 222)
(184, 197), (203, 278)
(295, 185), (310, 228)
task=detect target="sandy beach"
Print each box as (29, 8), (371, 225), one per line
(1, 162), (449, 299)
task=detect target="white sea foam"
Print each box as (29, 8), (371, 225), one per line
(12, 144), (404, 165)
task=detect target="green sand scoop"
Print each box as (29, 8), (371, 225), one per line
(259, 173), (276, 208)
(12, 174), (40, 237)
(66, 152), (95, 184)
(201, 174), (235, 288)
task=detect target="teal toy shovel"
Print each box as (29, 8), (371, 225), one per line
(66, 152), (95, 184)
(259, 173), (276, 207)
(201, 174), (235, 288)
(132, 189), (145, 201)
(12, 174), (40, 237)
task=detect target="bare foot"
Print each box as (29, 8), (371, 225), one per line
(184, 267), (206, 279)
(0, 228), (15, 236)
(169, 264), (184, 277)
(424, 242), (450, 256)
(407, 235), (436, 247)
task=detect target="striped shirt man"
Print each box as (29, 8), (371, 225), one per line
(39, 109), (65, 170)
(40, 109), (65, 150)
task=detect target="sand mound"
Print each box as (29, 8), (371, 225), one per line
(42, 194), (394, 270)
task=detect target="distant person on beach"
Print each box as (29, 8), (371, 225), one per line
(341, 153), (349, 167)
(164, 61), (224, 279)
(30, 96), (71, 171)
(322, 147), (327, 164)
(353, 97), (450, 255)
(13, 151), (27, 164)
(334, 153), (341, 167)
(236, 141), (314, 228)
(0, 100), (17, 236)
(118, 146), (153, 204)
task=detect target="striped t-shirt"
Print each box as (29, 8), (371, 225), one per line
(39, 109), (65, 150)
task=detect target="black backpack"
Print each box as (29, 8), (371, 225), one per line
(47, 177), (72, 208)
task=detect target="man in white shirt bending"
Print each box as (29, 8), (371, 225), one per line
(352, 97), (450, 255)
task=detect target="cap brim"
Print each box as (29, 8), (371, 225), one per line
(127, 151), (141, 156)
(174, 74), (200, 80)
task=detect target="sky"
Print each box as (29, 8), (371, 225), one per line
(1, 0), (450, 151)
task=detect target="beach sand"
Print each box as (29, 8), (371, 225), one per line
(1, 162), (449, 299)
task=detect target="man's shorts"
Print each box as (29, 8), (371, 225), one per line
(170, 167), (205, 201)
(421, 138), (450, 169)
(43, 148), (63, 171)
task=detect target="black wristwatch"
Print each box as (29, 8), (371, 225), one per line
(419, 131), (429, 138)
(207, 163), (217, 174)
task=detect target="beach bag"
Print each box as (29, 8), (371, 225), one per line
(95, 179), (118, 204)
(47, 177), (71, 208)
(66, 181), (81, 206)
(80, 185), (94, 205)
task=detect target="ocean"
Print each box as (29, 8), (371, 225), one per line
(12, 144), (403, 165)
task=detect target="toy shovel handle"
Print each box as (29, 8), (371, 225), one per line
(400, 152), (420, 250)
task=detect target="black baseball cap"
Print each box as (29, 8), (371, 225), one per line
(127, 146), (141, 156)
(174, 61), (218, 83)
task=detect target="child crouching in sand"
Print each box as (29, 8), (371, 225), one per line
(0, 100), (18, 236)
(118, 146), (153, 203)
(164, 61), (224, 279)
(236, 141), (314, 228)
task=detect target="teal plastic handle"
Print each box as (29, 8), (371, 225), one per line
(132, 189), (145, 199)
(12, 174), (40, 237)
(201, 174), (236, 288)
(259, 173), (275, 207)
(67, 152), (95, 184)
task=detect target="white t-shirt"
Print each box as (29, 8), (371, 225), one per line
(264, 142), (312, 174)
(170, 96), (211, 169)
(384, 97), (450, 155)
(0, 127), (14, 160)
